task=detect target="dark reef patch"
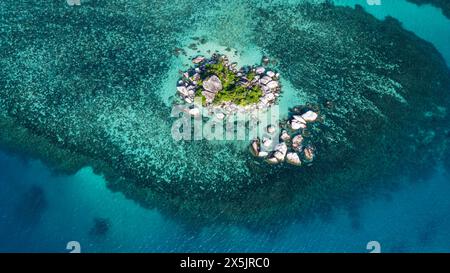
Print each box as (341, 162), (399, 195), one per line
(407, 0), (450, 19)
(14, 185), (48, 226)
(89, 217), (111, 237)
(1, 1), (450, 229)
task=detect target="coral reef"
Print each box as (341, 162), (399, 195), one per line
(0, 1), (449, 228)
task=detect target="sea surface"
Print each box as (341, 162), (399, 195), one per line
(1, 0), (450, 252)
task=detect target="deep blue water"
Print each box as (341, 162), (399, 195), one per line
(1, 0), (450, 253)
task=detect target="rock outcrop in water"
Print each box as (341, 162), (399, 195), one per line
(0, 1), (449, 228)
(176, 53), (281, 117)
(250, 106), (319, 166)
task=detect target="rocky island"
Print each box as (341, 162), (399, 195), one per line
(176, 54), (281, 117)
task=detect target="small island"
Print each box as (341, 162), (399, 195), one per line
(176, 54), (281, 116)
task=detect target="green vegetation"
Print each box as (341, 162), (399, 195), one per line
(205, 62), (237, 90)
(194, 88), (207, 106)
(213, 85), (263, 106)
(246, 71), (256, 81)
(196, 78), (203, 87)
(195, 59), (263, 106)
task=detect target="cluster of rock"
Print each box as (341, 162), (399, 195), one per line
(176, 54), (281, 118)
(250, 108), (319, 167)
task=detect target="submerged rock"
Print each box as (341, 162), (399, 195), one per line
(67, 0), (81, 6)
(267, 124), (276, 134)
(215, 112), (225, 120)
(262, 137), (273, 148)
(250, 138), (260, 157)
(89, 217), (110, 237)
(292, 134), (304, 151)
(192, 56), (205, 64)
(188, 108), (200, 116)
(303, 145), (315, 164)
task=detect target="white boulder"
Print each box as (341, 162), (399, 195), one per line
(255, 67), (266, 74)
(215, 112), (225, 120)
(258, 151), (269, 158)
(292, 134), (304, 151)
(266, 80), (279, 90)
(203, 75), (223, 93)
(275, 142), (287, 153)
(301, 110), (318, 122)
(177, 86), (189, 97)
(260, 76), (272, 85)
(265, 93), (275, 102)
(290, 119), (306, 130)
(265, 156), (279, 164)
(262, 137), (272, 148)
(280, 130), (291, 141)
(188, 108), (200, 116)
(202, 90), (215, 103)
(266, 71), (275, 78)
(286, 152), (302, 166)
(192, 56), (205, 64)
(267, 124), (276, 134)
(273, 142), (287, 161)
(273, 151), (285, 162)
(293, 115), (307, 124)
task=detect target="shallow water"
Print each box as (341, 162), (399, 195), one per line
(1, 0), (450, 252)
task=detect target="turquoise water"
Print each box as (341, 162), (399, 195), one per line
(2, 153), (450, 252)
(1, 0), (450, 252)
